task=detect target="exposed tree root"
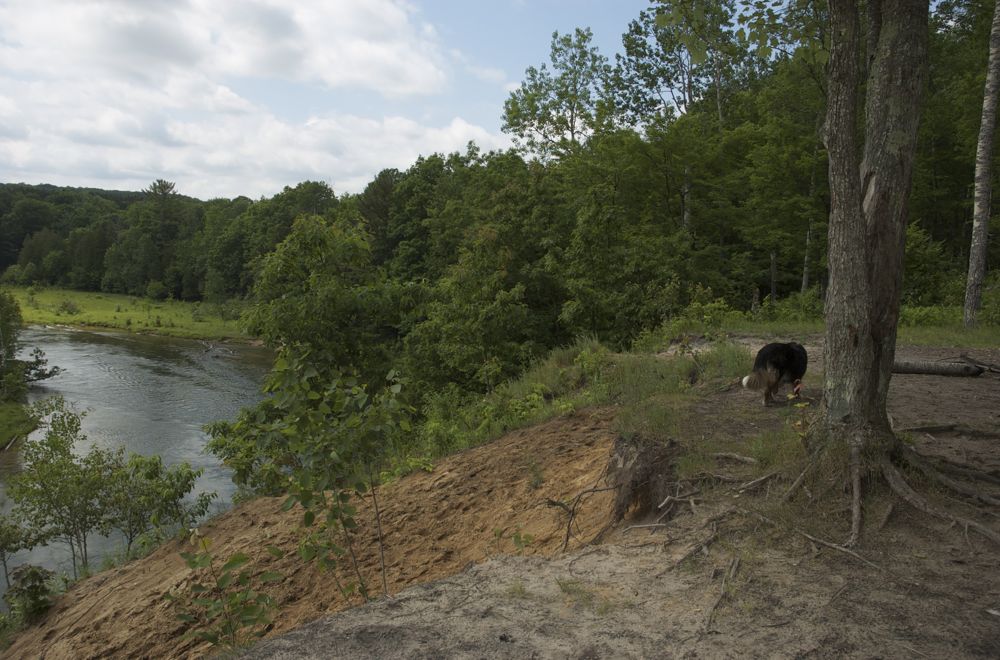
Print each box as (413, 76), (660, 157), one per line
(846, 445), (862, 547)
(880, 458), (1000, 546)
(899, 446), (1000, 507)
(917, 452), (1000, 486)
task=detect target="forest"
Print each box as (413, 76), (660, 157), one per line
(0, 0), (998, 411)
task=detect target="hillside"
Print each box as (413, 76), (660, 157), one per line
(6, 343), (1000, 658)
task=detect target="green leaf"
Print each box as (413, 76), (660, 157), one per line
(221, 553), (250, 573)
(259, 571), (283, 583)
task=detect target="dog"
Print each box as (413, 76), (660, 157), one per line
(741, 342), (808, 406)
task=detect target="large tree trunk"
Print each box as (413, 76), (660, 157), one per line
(822, 0), (928, 544)
(823, 0), (928, 434)
(964, 0), (1000, 327)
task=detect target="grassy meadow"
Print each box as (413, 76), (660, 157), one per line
(7, 287), (249, 341)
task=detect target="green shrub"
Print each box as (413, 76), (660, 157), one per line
(4, 565), (56, 623)
(898, 305), (962, 326)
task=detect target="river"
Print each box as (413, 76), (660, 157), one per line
(1, 326), (272, 599)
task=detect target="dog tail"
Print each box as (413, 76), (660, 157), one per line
(742, 371), (762, 390)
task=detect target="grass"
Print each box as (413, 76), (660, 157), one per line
(6, 286), (248, 340)
(0, 401), (35, 449)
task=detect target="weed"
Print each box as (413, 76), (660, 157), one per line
(165, 532), (281, 651)
(525, 457), (544, 489)
(555, 578), (596, 609)
(4, 565), (56, 623)
(506, 580), (529, 599)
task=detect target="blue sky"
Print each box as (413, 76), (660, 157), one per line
(0, 0), (649, 200)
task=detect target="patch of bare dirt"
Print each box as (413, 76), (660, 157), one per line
(5, 409), (619, 659)
(7, 343), (1000, 659)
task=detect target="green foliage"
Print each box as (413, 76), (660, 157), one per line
(503, 28), (610, 157)
(166, 533), (280, 650)
(7, 287), (245, 339)
(4, 564), (56, 623)
(208, 343), (411, 601)
(417, 338), (608, 456)
(104, 453), (216, 555)
(9, 398), (214, 577)
(0, 512), (32, 589)
(8, 398), (111, 577)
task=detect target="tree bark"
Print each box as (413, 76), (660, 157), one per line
(964, 0), (1000, 327)
(823, 0), (928, 434)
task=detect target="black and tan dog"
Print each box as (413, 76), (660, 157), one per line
(742, 342), (808, 406)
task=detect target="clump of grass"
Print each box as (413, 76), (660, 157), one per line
(525, 457), (544, 490)
(746, 426), (806, 469)
(613, 397), (682, 446)
(505, 580), (530, 599)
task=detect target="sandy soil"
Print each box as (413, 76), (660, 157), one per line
(6, 341), (1000, 659)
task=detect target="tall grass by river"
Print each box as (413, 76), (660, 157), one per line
(7, 287), (248, 341)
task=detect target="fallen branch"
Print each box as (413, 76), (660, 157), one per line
(704, 555), (740, 632)
(783, 458), (817, 502)
(552, 485), (619, 552)
(657, 489), (700, 510)
(623, 523), (669, 533)
(712, 452), (757, 465)
(891, 359), (983, 377)
(736, 471), (778, 493)
(881, 458), (1000, 546)
(798, 531), (883, 571)
(958, 354), (1000, 374)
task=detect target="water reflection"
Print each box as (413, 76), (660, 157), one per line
(0, 326), (271, 598)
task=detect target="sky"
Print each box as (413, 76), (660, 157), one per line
(0, 0), (650, 200)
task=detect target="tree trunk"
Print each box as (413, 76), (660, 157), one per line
(860, 0), (929, 426)
(801, 225), (812, 293)
(770, 251), (778, 302)
(964, 0), (1000, 327)
(822, 0), (928, 546)
(824, 0), (928, 431)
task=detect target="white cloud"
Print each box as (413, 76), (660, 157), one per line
(0, 0), (514, 198)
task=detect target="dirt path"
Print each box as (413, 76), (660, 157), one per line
(6, 344), (1000, 659)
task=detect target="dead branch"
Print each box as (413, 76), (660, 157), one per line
(704, 555), (740, 632)
(783, 458), (817, 502)
(899, 447), (1000, 507)
(798, 531), (883, 571)
(553, 485), (619, 551)
(958, 354), (1000, 373)
(657, 489), (700, 510)
(623, 523), (669, 533)
(891, 359), (983, 377)
(668, 529), (719, 572)
(712, 452), (758, 465)
(881, 458), (1000, 545)
(736, 471), (778, 493)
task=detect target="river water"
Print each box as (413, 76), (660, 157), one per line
(1, 326), (272, 597)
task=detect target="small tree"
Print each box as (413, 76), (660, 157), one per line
(104, 453), (215, 556)
(0, 512), (32, 588)
(9, 398), (115, 577)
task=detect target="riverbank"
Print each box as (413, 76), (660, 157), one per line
(0, 401), (34, 450)
(6, 287), (250, 341)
